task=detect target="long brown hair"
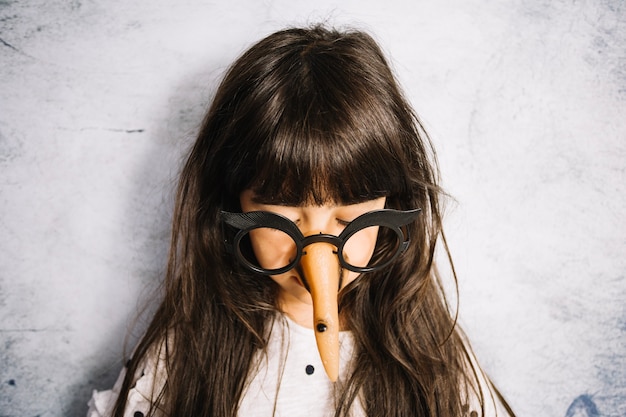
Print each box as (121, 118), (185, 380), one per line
(113, 25), (512, 417)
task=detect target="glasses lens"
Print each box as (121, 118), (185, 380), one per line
(237, 227), (298, 273)
(342, 225), (401, 270)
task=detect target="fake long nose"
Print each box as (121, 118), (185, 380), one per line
(299, 241), (341, 382)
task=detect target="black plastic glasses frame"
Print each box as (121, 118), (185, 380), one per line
(220, 208), (421, 275)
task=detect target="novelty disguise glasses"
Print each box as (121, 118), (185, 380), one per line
(220, 208), (421, 275)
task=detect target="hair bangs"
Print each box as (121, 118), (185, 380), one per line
(247, 106), (406, 206)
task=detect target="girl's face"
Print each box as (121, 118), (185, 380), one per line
(240, 189), (386, 328)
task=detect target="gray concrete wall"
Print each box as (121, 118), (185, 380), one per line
(0, 1), (624, 416)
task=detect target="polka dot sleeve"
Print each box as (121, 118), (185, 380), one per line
(86, 345), (167, 417)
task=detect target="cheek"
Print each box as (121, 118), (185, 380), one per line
(341, 270), (361, 289)
(248, 228), (297, 270)
(341, 226), (380, 269)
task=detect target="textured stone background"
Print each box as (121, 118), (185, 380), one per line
(0, 1), (624, 416)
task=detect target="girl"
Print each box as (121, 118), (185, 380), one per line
(88, 25), (515, 417)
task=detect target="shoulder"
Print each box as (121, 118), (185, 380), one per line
(87, 342), (168, 417)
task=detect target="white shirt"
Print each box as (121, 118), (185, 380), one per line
(87, 315), (503, 416)
(87, 315), (361, 417)
(238, 315), (364, 416)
